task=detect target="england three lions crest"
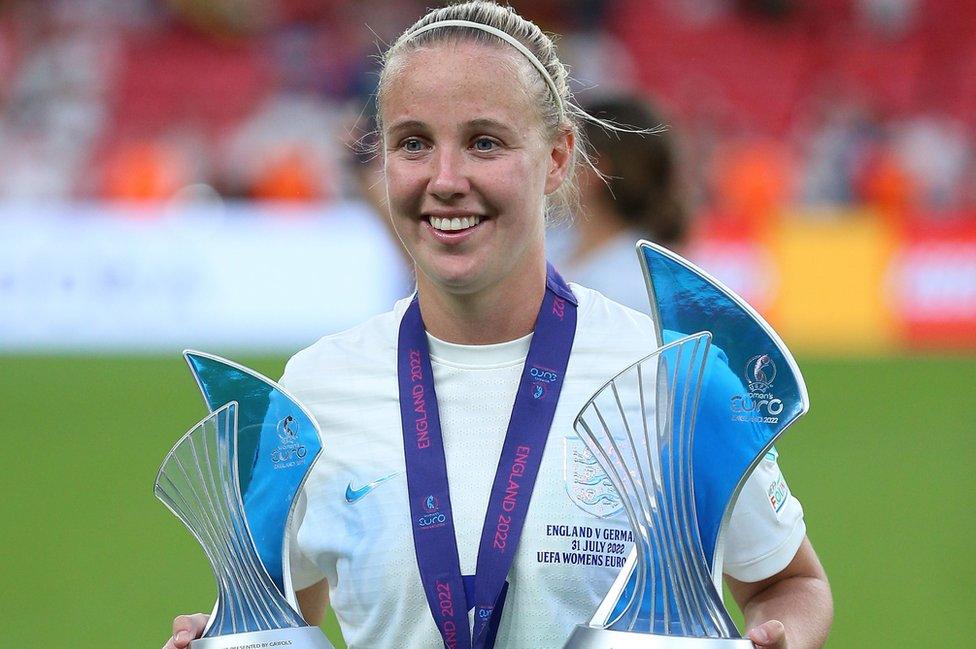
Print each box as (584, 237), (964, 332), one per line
(564, 436), (622, 518)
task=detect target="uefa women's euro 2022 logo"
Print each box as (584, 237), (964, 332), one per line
(271, 414), (308, 469)
(418, 494), (447, 529)
(529, 364), (559, 400)
(731, 354), (784, 425)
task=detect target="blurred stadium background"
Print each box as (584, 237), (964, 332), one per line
(0, 0), (973, 647)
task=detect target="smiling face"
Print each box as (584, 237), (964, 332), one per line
(380, 41), (571, 299)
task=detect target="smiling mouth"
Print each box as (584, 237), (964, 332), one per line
(427, 214), (483, 232)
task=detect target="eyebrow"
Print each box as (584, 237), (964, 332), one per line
(386, 119), (427, 135)
(466, 118), (517, 135)
(385, 118), (518, 136)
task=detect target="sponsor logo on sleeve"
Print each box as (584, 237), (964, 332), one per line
(767, 471), (790, 515)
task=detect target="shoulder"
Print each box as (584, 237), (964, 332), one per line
(566, 283), (659, 381)
(568, 283), (740, 393)
(280, 296), (411, 392)
(570, 282), (654, 333)
(569, 282), (657, 350)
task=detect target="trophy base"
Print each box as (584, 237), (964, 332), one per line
(564, 625), (755, 648)
(190, 626), (333, 649)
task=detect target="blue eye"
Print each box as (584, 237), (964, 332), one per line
(402, 138), (424, 153)
(473, 137), (497, 152)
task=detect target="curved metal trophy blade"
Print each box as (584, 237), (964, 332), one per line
(565, 242), (808, 648)
(636, 242), (809, 570)
(154, 352), (332, 648)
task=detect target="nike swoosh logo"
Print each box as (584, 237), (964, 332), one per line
(345, 472), (400, 504)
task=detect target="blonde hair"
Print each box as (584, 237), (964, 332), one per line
(376, 1), (614, 219)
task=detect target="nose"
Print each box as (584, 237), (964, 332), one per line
(427, 147), (469, 201)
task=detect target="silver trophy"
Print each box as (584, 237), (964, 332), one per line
(155, 352), (332, 648)
(564, 243), (809, 648)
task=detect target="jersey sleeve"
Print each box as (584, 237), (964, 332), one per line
(722, 449), (806, 582)
(287, 489), (328, 592)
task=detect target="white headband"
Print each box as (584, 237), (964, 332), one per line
(403, 19), (565, 117)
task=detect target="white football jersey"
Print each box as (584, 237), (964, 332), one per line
(283, 285), (805, 649)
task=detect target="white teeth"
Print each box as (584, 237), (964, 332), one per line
(430, 215), (482, 232)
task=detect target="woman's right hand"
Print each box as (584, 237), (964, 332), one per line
(162, 613), (209, 649)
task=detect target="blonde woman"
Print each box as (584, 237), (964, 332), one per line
(166, 3), (832, 648)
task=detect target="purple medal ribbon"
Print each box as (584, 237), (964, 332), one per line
(397, 264), (578, 649)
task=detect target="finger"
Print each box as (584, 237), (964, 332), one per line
(172, 614), (191, 635)
(173, 612), (209, 634)
(171, 613), (208, 648)
(172, 629), (193, 648)
(748, 619), (787, 648)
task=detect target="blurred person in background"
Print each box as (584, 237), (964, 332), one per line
(344, 121), (416, 294)
(166, 3), (832, 649)
(550, 94), (691, 312)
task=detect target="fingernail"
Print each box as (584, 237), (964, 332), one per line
(175, 631), (189, 644)
(752, 627), (769, 644)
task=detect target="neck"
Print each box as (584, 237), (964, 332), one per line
(569, 200), (628, 265)
(416, 259), (548, 345)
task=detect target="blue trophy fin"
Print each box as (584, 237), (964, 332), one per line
(183, 350), (323, 611)
(597, 242), (809, 631)
(637, 241), (808, 565)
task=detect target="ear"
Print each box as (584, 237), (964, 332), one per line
(544, 128), (575, 195)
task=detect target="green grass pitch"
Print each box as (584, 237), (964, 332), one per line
(0, 354), (972, 647)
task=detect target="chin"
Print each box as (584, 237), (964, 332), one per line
(420, 255), (492, 294)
